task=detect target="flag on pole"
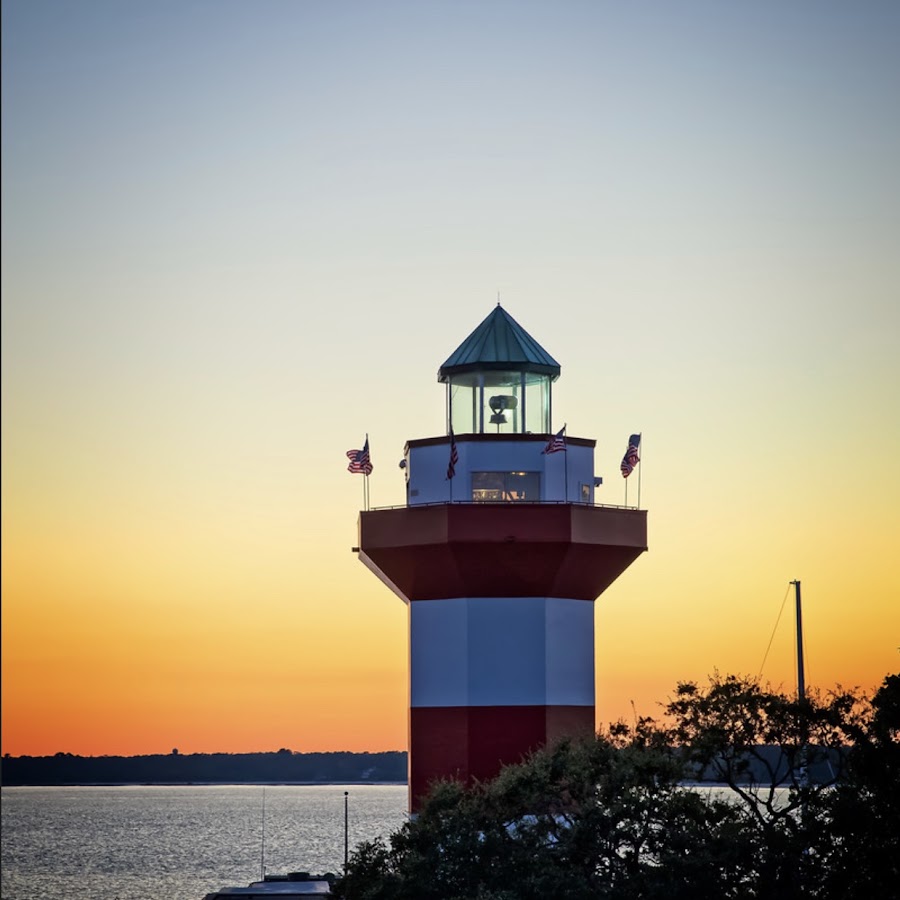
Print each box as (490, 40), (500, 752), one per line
(446, 429), (459, 480)
(347, 437), (373, 475)
(543, 424), (567, 454)
(620, 433), (641, 478)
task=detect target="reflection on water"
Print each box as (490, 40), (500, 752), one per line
(686, 783), (793, 809)
(1, 784), (409, 900)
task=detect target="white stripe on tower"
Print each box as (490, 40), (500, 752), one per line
(410, 597), (595, 707)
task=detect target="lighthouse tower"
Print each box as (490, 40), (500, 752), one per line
(357, 305), (648, 812)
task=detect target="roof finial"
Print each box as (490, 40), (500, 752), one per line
(497, 290), (501, 307)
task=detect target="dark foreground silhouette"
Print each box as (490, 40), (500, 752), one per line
(335, 673), (899, 900)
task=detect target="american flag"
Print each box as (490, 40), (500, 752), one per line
(543, 425), (567, 454)
(446, 429), (459, 480)
(346, 437), (373, 475)
(620, 433), (641, 478)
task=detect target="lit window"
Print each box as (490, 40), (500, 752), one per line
(472, 471), (540, 502)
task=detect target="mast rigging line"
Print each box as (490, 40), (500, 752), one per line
(757, 583), (792, 681)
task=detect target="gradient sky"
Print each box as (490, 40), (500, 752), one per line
(3, 0), (899, 757)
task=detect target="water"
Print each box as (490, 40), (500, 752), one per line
(1, 784), (409, 900)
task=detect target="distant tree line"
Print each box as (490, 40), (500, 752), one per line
(0, 749), (407, 785)
(336, 673), (899, 900)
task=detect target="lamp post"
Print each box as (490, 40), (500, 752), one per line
(343, 791), (349, 871)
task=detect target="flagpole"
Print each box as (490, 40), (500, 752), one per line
(448, 430), (455, 502)
(563, 424), (568, 502)
(636, 433), (642, 510)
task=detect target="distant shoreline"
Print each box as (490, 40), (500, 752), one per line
(2, 746), (837, 788)
(2, 781), (408, 788)
(0, 749), (408, 787)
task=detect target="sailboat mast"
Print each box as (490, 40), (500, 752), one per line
(791, 580), (806, 701)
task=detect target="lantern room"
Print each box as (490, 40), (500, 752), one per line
(439, 304), (560, 435)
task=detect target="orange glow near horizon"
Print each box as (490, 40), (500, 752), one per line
(4, 503), (897, 757)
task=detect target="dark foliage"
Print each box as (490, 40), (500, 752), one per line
(335, 673), (899, 900)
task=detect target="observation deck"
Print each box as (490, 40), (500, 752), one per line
(358, 501), (647, 603)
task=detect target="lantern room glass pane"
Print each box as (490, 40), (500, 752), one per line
(447, 371), (551, 435)
(448, 382), (477, 434)
(523, 374), (550, 434)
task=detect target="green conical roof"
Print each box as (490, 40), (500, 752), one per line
(439, 305), (561, 382)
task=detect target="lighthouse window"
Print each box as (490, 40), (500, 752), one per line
(472, 471), (540, 502)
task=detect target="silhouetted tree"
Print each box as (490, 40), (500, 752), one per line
(336, 673), (899, 900)
(810, 673), (900, 899)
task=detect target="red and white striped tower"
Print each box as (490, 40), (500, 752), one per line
(357, 305), (647, 812)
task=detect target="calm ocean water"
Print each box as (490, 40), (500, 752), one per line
(1, 784), (409, 900)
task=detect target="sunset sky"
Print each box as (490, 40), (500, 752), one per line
(3, 1), (898, 757)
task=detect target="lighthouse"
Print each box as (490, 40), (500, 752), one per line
(356, 305), (648, 812)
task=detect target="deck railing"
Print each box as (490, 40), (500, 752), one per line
(364, 499), (642, 513)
